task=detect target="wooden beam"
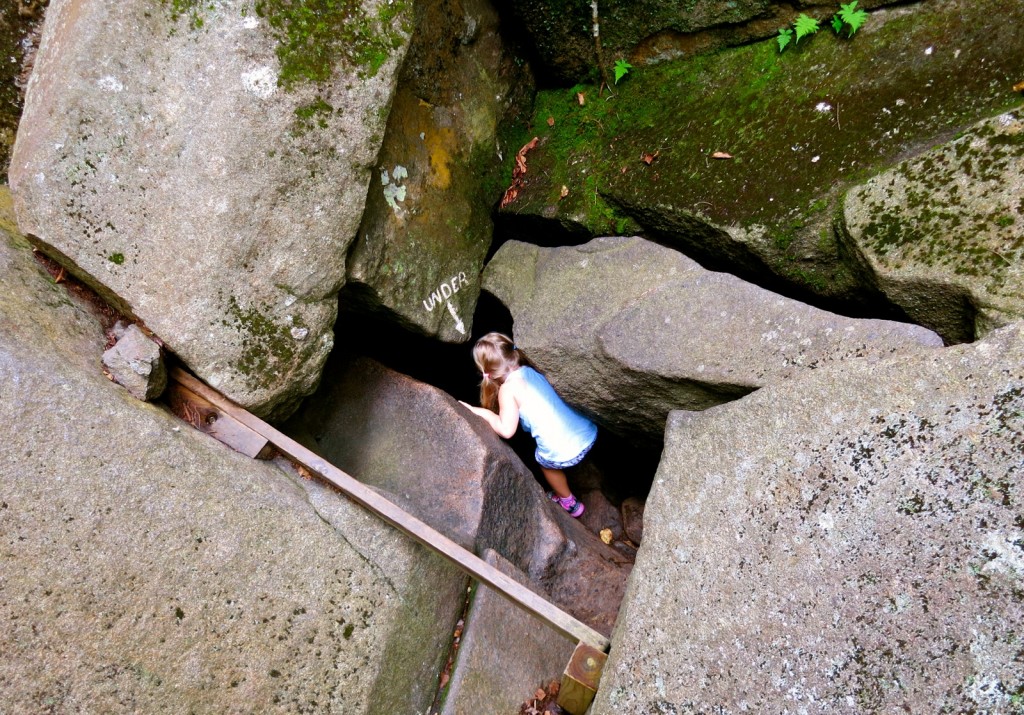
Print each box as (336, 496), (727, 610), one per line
(168, 367), (611, 652)
(557, 642), (609, 715)
(167, 381), (272, 459)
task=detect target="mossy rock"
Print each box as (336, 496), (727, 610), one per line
(505, 0), (902, 86)
(496, 0), (1024, 315)
(842, 109), (1024, 343)
(11, 0), (412, 420)
(0, 0), (46, 183)
(343, 0), (532, 342)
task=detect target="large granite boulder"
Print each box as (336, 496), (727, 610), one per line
(283, 353), (632, 636)
(842, 109), (1024, 343)
(496, 0), (1024, 315)
(344, 0), (531, 342)
(595, 323), (1024, 714)
(9, 0), (412, 420)
(284, 355), (565, 579)
(484, 237), (942, 441)
(0, 189), (464, 714)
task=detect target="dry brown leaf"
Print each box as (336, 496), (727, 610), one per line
(641, 150), (660, 165)
(535, 688), (546, 700)
(576, 92), (586, 106)
(600, 528), (614, 545)
(1014, 80), (1024, 93)
(711, 151), (733, 159)
(546, 116), (555, 127)
(559, 185), (569, 199)
(500, 137), (540, 208)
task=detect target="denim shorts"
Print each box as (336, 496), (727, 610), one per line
(535, 437), (595, 470)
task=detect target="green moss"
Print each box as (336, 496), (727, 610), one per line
(254, 0), (410, 88)
(0, 2), (43, 183)
(292, 96), (334, 136)
(773, 230), (796, 251)
(108, 252), (125, 265)
(160, 0), (213, 29)
(222, 295), (296, 387)
(502, 0), (1024, 303)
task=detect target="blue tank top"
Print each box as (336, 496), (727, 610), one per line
(510, 366), (597, 465)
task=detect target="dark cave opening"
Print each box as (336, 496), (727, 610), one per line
(317, 285), (663, 505)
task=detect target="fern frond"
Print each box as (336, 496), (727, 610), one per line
(777, 27), (793, 53)
(839, 1), (868, 36)
(794, 14), (820, 44)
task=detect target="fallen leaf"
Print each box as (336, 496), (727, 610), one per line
(641, 150), (660, 165)
(535, 688), (546, 700)
(1015, 80), (1024, 93)
(576, 92), (586, 106)
(711, 151), (733, 159)
(547, 116), (555, 127)
(499, 137), (539, 208)
(559, 185), (569, 199)
(621, 166), (628, 174)
(439, 672), (449, 688)
(600, 528), (614, 545)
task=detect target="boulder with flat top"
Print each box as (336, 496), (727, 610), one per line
(841, 109), (1024, 343)
(483, 236), (943, 442)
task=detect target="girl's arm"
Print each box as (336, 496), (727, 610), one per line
(459, 382), (520, 438)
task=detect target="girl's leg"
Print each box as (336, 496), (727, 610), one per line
(540, 467), (572, 499)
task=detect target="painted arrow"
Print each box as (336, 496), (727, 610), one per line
(446, 300), (466, 335)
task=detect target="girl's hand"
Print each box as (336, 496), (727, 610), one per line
(458, 388), (520, 439)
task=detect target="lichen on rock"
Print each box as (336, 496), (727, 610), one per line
(842, 110), (1024, 343)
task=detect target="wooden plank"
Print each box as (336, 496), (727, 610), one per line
(166, 381), (271, 459)
(557, 642), (608, 715)
(169, 368), (612, 652)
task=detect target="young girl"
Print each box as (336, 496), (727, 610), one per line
(460, 332), (596, 518)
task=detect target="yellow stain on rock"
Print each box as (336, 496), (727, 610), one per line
(0, 186), (19, 236)
(423, 126), (456, 191)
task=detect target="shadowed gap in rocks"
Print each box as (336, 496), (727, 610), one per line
(490, 209), (927, 327)
(331, 288), (663, 503)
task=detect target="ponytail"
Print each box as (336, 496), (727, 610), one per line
(472, 332), (538, 411)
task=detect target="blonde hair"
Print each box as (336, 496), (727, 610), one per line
(473, 332), (537, 411)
